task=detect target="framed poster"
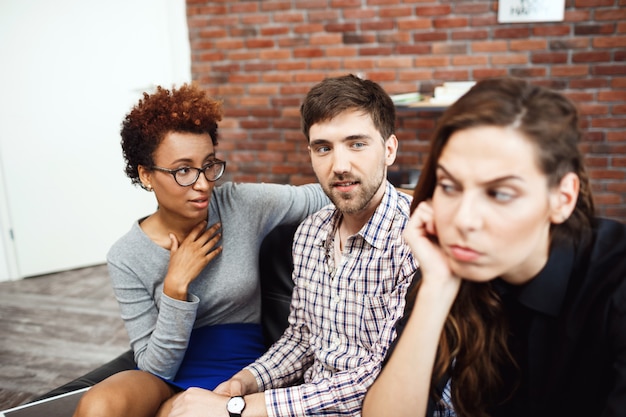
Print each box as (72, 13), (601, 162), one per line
(498, 0), (565, 23)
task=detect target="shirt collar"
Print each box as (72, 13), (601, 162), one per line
(313, 181), (405, 250)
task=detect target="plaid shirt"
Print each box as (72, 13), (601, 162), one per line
(246, 183), (418, 416)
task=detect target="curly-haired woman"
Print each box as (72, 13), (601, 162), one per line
(72, 84), (329, 417)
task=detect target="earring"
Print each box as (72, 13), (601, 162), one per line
(146, 184), (153, 191)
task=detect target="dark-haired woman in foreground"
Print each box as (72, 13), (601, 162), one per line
(362, 77), (626, 417)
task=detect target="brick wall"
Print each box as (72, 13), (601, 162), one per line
(186, 0), (626, 223)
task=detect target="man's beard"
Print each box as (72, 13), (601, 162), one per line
(323, 170), (384, 215)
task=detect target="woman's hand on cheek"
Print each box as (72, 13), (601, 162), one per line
(404, 201), (459, 290)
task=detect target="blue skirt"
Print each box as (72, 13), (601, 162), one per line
(167, 323), (265, 390)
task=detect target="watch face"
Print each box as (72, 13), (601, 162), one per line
(227, 396), (245, 413)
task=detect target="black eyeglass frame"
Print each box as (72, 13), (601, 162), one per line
(151, 159), (226, 186)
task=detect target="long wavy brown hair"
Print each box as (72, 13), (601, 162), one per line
(409, 77), (595, 416)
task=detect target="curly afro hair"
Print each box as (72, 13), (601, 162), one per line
(120, 83), (223, 187)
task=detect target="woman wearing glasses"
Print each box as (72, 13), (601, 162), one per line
(73, 84), (329, 417)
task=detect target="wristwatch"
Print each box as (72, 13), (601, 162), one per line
(227, 395), (246, 417)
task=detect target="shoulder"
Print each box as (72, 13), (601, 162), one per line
(106, 220), (164, 268)
(107, 221), (144, 257)
(574, 218), (626, 312)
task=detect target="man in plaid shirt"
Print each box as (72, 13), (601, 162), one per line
(168, 74), (418, 417)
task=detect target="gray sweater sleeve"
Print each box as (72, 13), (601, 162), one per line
(107, 224), (199, 379)
(106, 182), (330, 380)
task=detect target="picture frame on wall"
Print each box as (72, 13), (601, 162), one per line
(498, 0), (565, 23)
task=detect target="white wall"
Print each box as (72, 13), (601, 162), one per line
(0, 0), (191, 280)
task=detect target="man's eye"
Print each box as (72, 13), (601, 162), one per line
(316, 146), (330, 153)
(352, 142), (365, 149)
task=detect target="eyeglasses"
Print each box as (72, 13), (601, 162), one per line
(151, 159), (226, 186)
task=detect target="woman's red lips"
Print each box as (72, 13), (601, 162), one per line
(449, 245), (481, 262)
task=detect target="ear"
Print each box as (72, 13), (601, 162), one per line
(384, 134), (398, 166)
(138, 165), (153, 190)
(549, 172), (580, 224)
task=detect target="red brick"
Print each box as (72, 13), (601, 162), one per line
(474, 68), (508, 79)
(491, 54), (528, 65)
(310, 34), (343, 45)
(472, 41), (508, 53)
(452, 30), (489, 41)
(494, 27), (531, 39)
(510, 39), (548, 51)
(293, 47), (325, 58)
(454, 3), (490, 14)
(607, 182), (626, 193)
(564, 9), (592, 22)
(398, 19), (432, 31)
(379, 57), (413, 68)
(591, 118), (626, 128)
(452, 55), (488, 66)
(588, 169), (626, 180)
(413, 32), (448, 42)
(433, 69), (470, 80)
(593, 36), (626, 48)
(241, 14), (270, 25)
(570, 79), (609, 89)
(415, 5), (452, 16)
(611, 78), (626, 88)
(574, 23), (615, 35)
(432, 43), (467, 55)
(551, 65), (589, 77)
(596, 8), (626, 21)
(230, 2), (258, 13)
(578, 103), (610, 116)
(362, 20), (395, 31)
(343, 8), (377, 19)
(532, 52), (568, 64)
(310, 59), (342, 70)
(573, 51), (612, 63)
(433, 17), (469, 29)
(510, 67), (547, 77)
(398, 70), (435, 81)
(549, 38), (590, 50)
(594, 65), (626, 76)
(360, 46), (394, 56)
(331, 0), (361, 7)
(309, 10), (341, 21)
(614, 104), (626, 115)
(575, 0), (616, 6)
(379, 32), (411, 43)
(397, 44), (432, 55)
(379, 6), (413, 18)
(592, 193), (623, 205)
(584, 156), (610, 167)
(415, 56), (450, 67)
(533, 25), (571, 37)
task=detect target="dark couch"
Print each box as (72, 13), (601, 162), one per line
(32, 224), (298, 403)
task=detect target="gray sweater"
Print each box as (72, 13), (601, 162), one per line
(107, 182), (329, 379)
